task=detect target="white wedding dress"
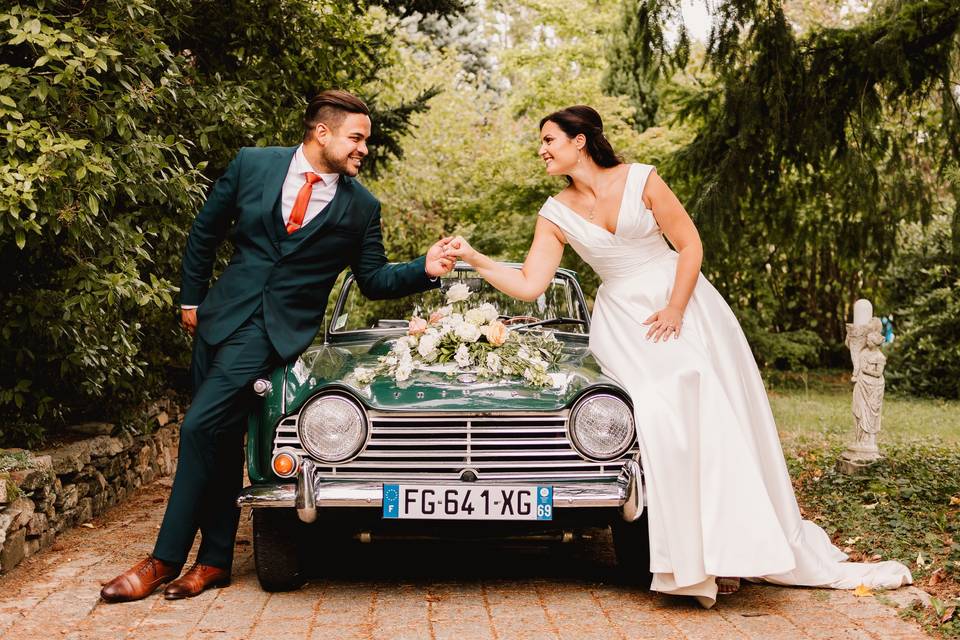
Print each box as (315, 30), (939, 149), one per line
(538, 163), (912, 608)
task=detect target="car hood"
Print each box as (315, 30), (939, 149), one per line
(279, 335), (622, 414)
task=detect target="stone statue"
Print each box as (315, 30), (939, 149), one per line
(840, 303), (886, 472)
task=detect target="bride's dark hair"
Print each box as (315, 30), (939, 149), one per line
(539, 105), (623, 169)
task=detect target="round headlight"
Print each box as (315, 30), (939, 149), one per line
(569, 393), (635, 461)
(297, 394), (368, 463)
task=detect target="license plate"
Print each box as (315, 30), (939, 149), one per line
(382, 484), (553, 521)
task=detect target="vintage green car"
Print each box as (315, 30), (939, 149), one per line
(237, 263), (649, 591)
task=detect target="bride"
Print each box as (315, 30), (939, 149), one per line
(441, 105), (912, 608)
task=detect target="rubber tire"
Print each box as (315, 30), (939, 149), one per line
(253, 508), (307, 592)
(611, 512), (653, 588)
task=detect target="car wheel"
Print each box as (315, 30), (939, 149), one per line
(253, 508), (306, 592)
(611, 512), (653, 588)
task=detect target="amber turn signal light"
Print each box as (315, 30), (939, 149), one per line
(272, 452), (297, 477)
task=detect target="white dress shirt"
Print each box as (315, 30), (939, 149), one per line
(280, 144), (340, 228)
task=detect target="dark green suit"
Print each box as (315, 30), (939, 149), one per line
(155, 146), (438, 569)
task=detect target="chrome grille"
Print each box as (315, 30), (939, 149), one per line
(272, 411), (638, 482)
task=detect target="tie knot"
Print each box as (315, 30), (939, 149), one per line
(305, 172), (322, 185)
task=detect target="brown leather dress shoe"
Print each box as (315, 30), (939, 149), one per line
(163, 562), (231, 599)
(100, 556), (181, 603)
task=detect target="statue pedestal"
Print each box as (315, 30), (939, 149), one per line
(838, 447), (882, 474)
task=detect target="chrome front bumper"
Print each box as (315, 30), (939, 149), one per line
(238, 459), (645, 524)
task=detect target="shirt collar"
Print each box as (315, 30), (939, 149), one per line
(293, 144), (340, 186)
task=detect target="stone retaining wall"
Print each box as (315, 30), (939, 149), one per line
(0, 398), (183, 573)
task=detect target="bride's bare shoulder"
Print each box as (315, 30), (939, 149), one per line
(551, 186), (576, 208)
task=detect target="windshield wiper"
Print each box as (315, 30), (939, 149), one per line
(511, 317), (588, 330)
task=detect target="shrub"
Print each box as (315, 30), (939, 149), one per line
(0, 0), (448, 446)
(883, 215), (960, 399)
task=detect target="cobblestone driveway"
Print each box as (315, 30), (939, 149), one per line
(0, 478), (929, 639)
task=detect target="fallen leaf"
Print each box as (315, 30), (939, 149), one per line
(950, 495), (960, 506)
(870, 554), (883, 561)
(843, 536), (861, 545)
(853, 584), (874, 597)
(863, 502), (878, 510)
(929, 568), (944, 586)
(941, 606), (957, 624)
(80, 523), (95, 529)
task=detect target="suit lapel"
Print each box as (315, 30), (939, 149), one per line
(260, 146), (297, 246)
(285, 176), (355, 255)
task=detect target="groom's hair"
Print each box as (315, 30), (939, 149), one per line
(303, 90), (370, 140)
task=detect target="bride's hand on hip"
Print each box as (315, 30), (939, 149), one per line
(643, 306), (683, 342)
(442, 235), (479, 264)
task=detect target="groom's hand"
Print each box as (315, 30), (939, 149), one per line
(426, 236), (456, 277)
(180, 308), (198, 336)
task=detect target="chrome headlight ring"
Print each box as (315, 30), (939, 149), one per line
(297, 392), (369, 464)
(567, 392), (636, 462)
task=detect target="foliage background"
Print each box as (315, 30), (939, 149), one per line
(0, 0), (455, 445)
(2, 0), (959, 446)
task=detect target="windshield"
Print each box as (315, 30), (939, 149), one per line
(328, 267), (589, 338)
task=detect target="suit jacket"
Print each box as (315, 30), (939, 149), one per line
(180, 146), (438, 361)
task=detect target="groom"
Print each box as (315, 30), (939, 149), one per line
(100, 89), (453, 602)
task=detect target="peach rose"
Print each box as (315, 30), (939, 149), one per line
(484, 321), (508, 347)
(428, 310), (444, 325)
(408, 316), (428, 336)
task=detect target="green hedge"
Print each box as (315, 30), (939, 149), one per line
(0, 0), (441, 446)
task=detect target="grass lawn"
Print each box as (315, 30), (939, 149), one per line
(766, 371), (960, 637)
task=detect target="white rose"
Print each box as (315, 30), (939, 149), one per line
(486, 352), (501, 373)
(418, 333), (439, 357)
(396, 362), (412, 382)
(420, 348), (438, 362)
(446, 283), (472, 304)
(465, 308), (486, 326)
(454, 344), (471, 367)
(479, 302), (499, 323)
(455, 322), (482, 343)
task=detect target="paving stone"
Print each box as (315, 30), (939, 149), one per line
(0, 478), (933, 640)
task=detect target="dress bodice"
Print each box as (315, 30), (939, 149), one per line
(537, 163), (672, 283)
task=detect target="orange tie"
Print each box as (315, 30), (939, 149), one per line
(286, 172), (322, 234)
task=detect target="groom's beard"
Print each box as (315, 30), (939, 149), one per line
(321, 147), (362, 176)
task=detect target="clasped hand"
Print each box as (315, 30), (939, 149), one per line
(426, 236), (458, 277)
(439, 235), (476, 263)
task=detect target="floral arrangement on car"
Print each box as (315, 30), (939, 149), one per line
(352, 283), (563, 387)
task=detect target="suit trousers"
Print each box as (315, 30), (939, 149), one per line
(153, 309), (280, 570)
